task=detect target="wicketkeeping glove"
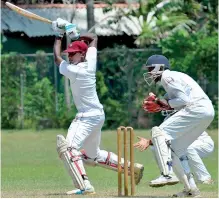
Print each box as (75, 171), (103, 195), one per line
(142, 92), (172, 113)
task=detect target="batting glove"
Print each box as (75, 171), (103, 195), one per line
(52, 22), (65, 38)
(56, 18), (69, 28)
(52, 18), (70, 38)
(65, 23), (80, 40)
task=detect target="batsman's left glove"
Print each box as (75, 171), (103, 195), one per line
(142, 92), (172, 113)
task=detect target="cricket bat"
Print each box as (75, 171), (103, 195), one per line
(5, 2), (52, 24)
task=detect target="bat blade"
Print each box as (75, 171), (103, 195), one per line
(5, 2), (52, 24)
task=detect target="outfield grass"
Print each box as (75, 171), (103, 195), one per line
(1, 129), (218, 198)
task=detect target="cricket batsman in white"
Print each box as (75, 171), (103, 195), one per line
(137, 55), (214, 197)
(52, 18), (144, 195)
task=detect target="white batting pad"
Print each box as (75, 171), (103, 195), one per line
(81, 150), (126, 171)
(151, 126), (172, 176)
(56, 135), (86, 190)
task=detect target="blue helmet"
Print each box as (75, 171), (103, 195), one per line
(143, 55), (170, 86)
(146, 55), (170, 69)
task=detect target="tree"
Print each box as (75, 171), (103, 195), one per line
(103, 0), (199, 46)
(86, 0), (95, 32)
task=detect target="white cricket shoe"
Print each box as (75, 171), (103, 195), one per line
(66, 180), (96, 195)
(172, 188), (201, 198)
(199, 178), (214, 185)
(149, 174), (179, 187)
(134, 163), (144, 185)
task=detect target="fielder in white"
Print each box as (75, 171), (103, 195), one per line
(139, 55), (214, 197)
(149, 110), (214, 187)
(135, 129), (214, 187)
(52, 18), (144, 195)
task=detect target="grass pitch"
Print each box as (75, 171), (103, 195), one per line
(1, 129), (218, 198)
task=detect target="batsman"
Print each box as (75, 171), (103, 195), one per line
(52, 18), (144, 195)
(139, 55), (214, 197)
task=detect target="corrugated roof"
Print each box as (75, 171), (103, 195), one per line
(1, 4), (142, 37)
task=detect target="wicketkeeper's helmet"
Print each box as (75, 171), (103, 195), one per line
(143, 55), (170, 86)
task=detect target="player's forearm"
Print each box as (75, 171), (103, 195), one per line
(80, 33), (97, 40)
(168, 93), (190, 108)
(53, 37), (63, 66)
(79, 33), (97, 48)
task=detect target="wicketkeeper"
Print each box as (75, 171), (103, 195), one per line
(137, 55), (214, 197)
(134, 110), (214, 187)
(52, 18), (144, 195)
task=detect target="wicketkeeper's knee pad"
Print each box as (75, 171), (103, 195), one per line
(151, 126), (172, 176)
(56, 135), (86, 190)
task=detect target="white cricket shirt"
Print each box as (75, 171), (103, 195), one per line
(59, 47), (103, 116)
(161, 70), (210, 109)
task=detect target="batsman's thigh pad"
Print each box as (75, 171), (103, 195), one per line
(151, 126), (172, 176)
(57, 135), (85, 190)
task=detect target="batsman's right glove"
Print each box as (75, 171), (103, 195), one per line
(65, 24), (80, 40)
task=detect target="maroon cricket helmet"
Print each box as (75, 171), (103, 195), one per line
(64, 41), (88, 53)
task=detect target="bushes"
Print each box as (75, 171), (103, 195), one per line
(159, 30), (218, 129)
(1, 53), (26, 129)
(1, 40), (218, 130)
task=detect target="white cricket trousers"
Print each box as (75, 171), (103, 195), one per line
(184, 136), (214, 181)
(159, 98), (215, 157)
(66, 114), (109, 161)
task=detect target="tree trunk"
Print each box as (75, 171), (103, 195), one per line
(86, 0), (95, 32)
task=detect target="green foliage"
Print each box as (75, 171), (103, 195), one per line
(98, 46), (163, 128)
(96, 71), (108, 97)
(1, 52), (70, 129)
(24, 77), (56, 128)
(1, 28), (217, 130)
(211, 99), (218, 129)
(102, 0), (199, 46)
(1, 53), (26, 128)
(55, 93), (77, 129)
(159, 30), (218, 97)
(159, 29), (218, 128)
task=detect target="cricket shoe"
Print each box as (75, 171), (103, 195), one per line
(66, 180), (96, 195)
(199, 178), (214, 185)
(149, 174), (179, 187)
(172, 188), (201, 198)
(134, 163), (144, 185)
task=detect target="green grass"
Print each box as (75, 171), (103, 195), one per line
(1, 129), (218, 198)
